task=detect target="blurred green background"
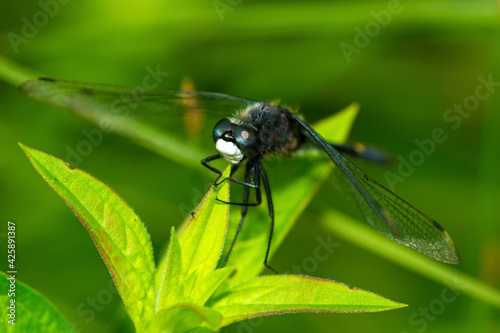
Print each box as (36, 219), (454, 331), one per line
(1, 0), (499, 332)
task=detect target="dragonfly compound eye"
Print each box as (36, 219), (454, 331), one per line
(213, 118), (233, 142)
(233, 125), (261, 157)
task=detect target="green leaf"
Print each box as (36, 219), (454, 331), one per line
(0, 272), (76, 333)
(176, 168), (234, 303)
(321, 209), (500, 309)
(148, 303), (222, 333)
(155, 167), (234, 312)
(312, 103), (360, 142)
(208, 275), (406, 327)
(223, 104), (359, 284)
(178, 168), (230, 278)
(155, 227), (184, 309)
(188, 267), (235, 306)
(20, 144), (156, 330)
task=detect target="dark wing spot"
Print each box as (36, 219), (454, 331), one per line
(433, 220), (445, 232)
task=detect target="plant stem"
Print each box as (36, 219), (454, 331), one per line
(0, 55), (39, 86)
(321, 209), (500, 308)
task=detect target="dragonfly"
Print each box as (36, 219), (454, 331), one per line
(20, 78), (460, 273)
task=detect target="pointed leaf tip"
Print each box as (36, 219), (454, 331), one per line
(209, 275), (406, 326)
(20, 144), (156, 330)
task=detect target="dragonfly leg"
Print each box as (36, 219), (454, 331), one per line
(201, 155), (258, 188)
(215, 160), (261, 205)
(221, 163), (259, 267)
(258, 162), (279, 274)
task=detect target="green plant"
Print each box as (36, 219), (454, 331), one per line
(1, 56), (500, 332)
(10, 108), (406, 332)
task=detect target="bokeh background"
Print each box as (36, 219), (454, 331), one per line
(1, 0), (499, 332)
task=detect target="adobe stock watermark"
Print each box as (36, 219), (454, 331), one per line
(65, 65), (169, 167)
(75, 278), (120, 325)
(178, 182), (214, 218)
(235, 317), (264, 333)
(282, 235), (340, 275)
(213, 0), (243, 21)
(8, 0), (72, 54)
(384, 74), (500, 191)
(339, 0), (407, 64)
(236, 235), (340, 333)
(400, 277), (465, 333)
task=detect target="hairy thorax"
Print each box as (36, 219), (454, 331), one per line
(235, 102), (306, 157)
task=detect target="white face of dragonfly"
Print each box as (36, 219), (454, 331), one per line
(216, 139), (244, 164)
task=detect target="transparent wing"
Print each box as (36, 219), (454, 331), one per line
(19, 78), (257, 156)
(291, 113), (460, 264)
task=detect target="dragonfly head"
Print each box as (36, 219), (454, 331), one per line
(213, 118), (261, 164)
